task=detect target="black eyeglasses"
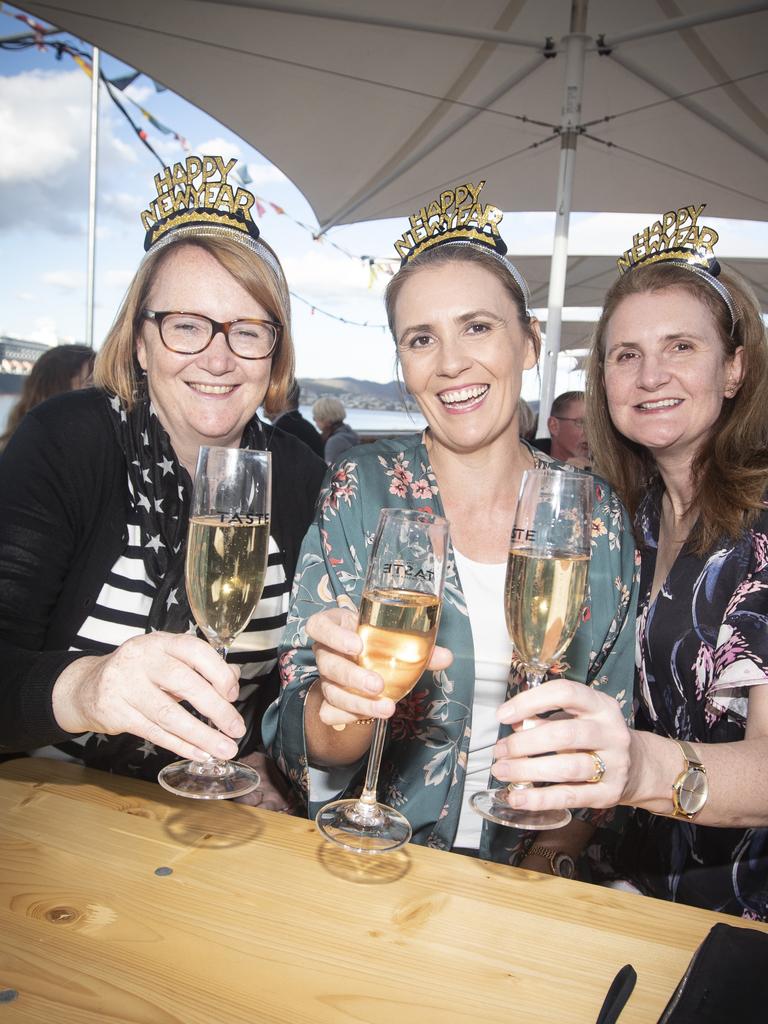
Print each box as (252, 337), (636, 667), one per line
(553, 416), (586, 429)
(142, 310), (280, 360)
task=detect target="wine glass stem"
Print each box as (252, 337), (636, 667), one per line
(357, 718), (388, 809)
(192, 643), (233, 776)
(509, 668), (546, 793)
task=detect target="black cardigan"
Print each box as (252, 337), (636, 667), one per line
(0, 388), (325, 753)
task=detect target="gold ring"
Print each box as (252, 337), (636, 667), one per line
(586, 751), (606, 784)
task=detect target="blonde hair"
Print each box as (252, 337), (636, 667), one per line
(94, 235), (294, 417)
(312, 396), (346, 426)
(586, 263), (768, 555)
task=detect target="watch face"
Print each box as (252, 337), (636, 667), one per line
(679, 768), (708, 814)
(554, 853), (576, 879)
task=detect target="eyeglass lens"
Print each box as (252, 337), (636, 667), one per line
(160, 313), (276, 358)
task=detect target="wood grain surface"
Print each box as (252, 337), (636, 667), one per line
(1, 757), (765, 1023)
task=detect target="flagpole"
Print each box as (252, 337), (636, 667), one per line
(537, 0), (588, 435)
(85, 46), (100, 348)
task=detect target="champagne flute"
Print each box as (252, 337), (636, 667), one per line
(471, 468), (592, 830)
(316, 508), (449, 854)
(158, 446), (272, 800)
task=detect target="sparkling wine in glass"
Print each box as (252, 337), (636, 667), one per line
(316, 508), (449, 853)
(158, 446), (271, 800)
(471, 468), (592, 830)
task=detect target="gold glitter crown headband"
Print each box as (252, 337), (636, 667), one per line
(139, 155), (283, 280)
(393, 180), (531, 315)
(617, 204), (739, 332)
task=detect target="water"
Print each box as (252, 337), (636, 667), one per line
(298, 404), (426, 434)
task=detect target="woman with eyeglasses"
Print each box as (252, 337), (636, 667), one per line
(0, 158), (325, 805)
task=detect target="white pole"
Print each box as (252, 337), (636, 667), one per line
(85, 46), (100, 348)
(537, 0), (588, 436)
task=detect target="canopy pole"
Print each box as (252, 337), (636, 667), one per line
(537, 1), (588, 435)
(85, 46), (100, 348)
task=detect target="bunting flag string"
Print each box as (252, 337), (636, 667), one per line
(290, 292), (387, 331)
(2, 12), (393, 332)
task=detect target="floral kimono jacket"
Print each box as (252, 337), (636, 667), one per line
(263, 435), (638, 864)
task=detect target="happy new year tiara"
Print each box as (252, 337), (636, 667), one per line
(393, 180), (532, 315)
(617, 203), (739, 332)
(139, 154), (283, 280)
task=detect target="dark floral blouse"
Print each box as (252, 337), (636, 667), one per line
(614, 487), (768, 920)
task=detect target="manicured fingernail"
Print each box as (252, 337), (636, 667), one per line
(229, 720), (246, 738)
(227, 686), (239, 701)
(365, 675), (382, 693)
(332, 724), (346, 732)
(218, 740), (237, 757)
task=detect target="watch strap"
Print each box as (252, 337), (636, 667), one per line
(676, 739), (705, 770)
(527, 843), (575, 878)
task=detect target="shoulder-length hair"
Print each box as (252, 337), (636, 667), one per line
(586, 263), (768, 555)
(0, 344), (95, 450)
(94, 234), (294, 418)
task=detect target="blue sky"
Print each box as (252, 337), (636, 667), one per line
(1, 3), (766, 398)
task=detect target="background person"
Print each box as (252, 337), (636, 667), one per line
(534, 390), (591, 469)
(312, 395), (360, 462)
(0, 156), (325, 808)
(487, 209), (768, 919)
(0, 344), (95, 451)
(265, 183), (637, 871)
(268, 379), (324, 457)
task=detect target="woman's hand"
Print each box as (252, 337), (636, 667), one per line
(307, 606), (453, 729)
(234, 752), (299, 813)
(490, 679), (633, 812)
(51, 632), (246, 762)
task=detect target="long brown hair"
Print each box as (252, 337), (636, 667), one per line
(0, 344), (95, 450)
(586, 263), (768, 554)
(94, 235), (294, 418)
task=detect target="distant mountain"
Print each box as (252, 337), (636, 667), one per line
(298, 377), (419, 413)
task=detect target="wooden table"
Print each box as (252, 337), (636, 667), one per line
(1, 758), (765, 1023)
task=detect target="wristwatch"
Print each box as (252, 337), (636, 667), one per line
(527, 843), (576, 879)
(671, 740), (708, 820)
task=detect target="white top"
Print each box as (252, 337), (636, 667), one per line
(309, 550), (513, 850)
(452, 550), (513, 850)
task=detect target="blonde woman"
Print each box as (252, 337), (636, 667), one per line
(0, 158), (324, 802)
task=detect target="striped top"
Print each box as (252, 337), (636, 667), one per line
(37, 505), (288, 773)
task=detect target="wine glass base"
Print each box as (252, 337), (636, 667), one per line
(316, 798), (412, 854)
(470, 790), (571, 831)
(157, 759), (261, 800)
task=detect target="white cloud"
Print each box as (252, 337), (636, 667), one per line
(0, 68), (152, 234)
(42, 270), (85, 290)
(123, 83), (154, 105)
(101, 191), (143, 218)
(0, 70), (87, 184)
(281, 248), (386, 302)
(26, 317), (65, 346)
(107, 135), (139, 165)
(242, 162), (288, 187)
(104, 268), (134, 288)
(195, 136), (242, 163)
